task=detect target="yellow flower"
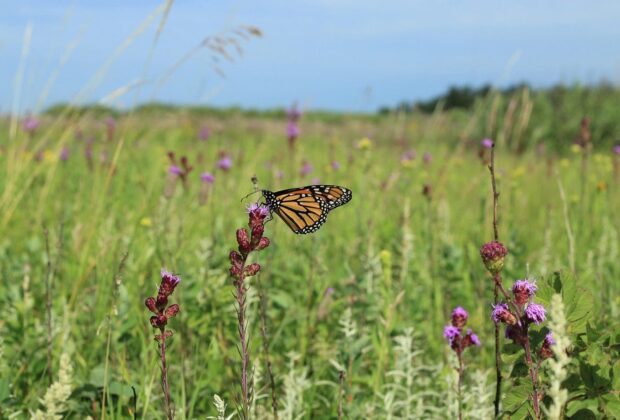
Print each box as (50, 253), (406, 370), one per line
(596, 181), (607, 191)
(559, 158), (570, 168)
(570, 144), (582, 155)
(357, 137), (372, 150)
(43, 150), (57, 163)
(140, 217), (152, 227)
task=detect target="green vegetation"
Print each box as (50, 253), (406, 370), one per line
(0, 94), (619, 418)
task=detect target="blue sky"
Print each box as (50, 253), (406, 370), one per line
(1, 0), (619, 112)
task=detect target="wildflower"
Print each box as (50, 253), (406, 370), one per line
(199, 125), (210, 141)
(540, 332), (554, 359)
(200, 172), (215, 184)
(614, 145), (620, 155)
(60, 147), (70, 161)
(481, 138), (494, 149)
(401, 149), (416, 167)
(217, 156), (232, 171)
(105, 117), (116, 141)
(145, 269), (181, 329)
(444, 325), (461, 344)
(140, 217), (152, 227)
(287, 105), (302, 121)
(570, 144), (582, 154)
(491, 303), (517, 325)
(464, 329), (481, 346)
(311, 177), (321, 184)
(480, 241), (508, 275)
(423, 152), (432, 164)
(300, 160), (313, 176)
(22, 116), (40, 133)
(525, 303), (546, 325)
(169, 165), (182, 176)
(357, 137), (372, 150)
(331, 160), (341, 171)
(451, 306), (468, 328)
(596, 180), (607, 192)
(246, 202), (270, 219)
(422, 184), (432, 200)
(512, 279), (537, 305)
(286, 121), (299, 141)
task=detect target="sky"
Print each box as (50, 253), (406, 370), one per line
(1, 0), (619, 113)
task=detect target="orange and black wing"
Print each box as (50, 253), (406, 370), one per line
(262, 185), (352, 234)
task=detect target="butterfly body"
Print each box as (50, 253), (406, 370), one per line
(262, 185), (352, 234)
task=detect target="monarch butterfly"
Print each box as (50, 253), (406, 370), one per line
(262, 185), (352, 234)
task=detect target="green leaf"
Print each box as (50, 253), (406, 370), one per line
(612, 359), (620, 390)
(568, 408), (598, 419)
(503, 382), (531, 412)
(601, 394), (620, 418)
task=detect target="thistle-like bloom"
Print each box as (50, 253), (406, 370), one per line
(614, 145), (620, 155)
(286, 121), (299, 140)
(492, 303), (517, 325)
(480, 241), (508, 275)
(217, 156), (232, 171)
(423, 152), (432, 164)
(512, 279), (537, 305)
(525, 303), (546, 325)
(146, 269), (181, 332)
(331, 160), (341, 171)
(481, 138), (494, 149)
(540, 332), (555, 359)
(451, 306), (468, 328)
(169, 165), (182, 175)
(247, 202), (270, 219)
(60, 146), (70, 161)
(464, 329), (481, 346)
(201, 172), (215, 184)
(444, 325), (461, 344)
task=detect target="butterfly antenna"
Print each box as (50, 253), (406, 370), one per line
(240, 189), (261, 203)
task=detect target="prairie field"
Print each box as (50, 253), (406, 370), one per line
(1, 89), (619, 419)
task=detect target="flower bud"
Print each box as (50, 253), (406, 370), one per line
(491, 303), (517, 325)
(251, 223), (264, 243)
(540, 332), (555, 359)
(165, 304), (180, 318)
(230, 265), (243, 278)
(229, 251), (243, 265)
(237, 228), (251, 253)
(145, 297), (157, 313)
(245, 263), (261, 277)
(256, 236), (270, 251)
(512, 279), (537, 305)
(451, 306), (468, 328)
(480, 241), (508, 274)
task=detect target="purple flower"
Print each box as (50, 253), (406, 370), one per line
(444, 325), (460, 344)
(60, 146), (70, 161)
(491, 303), (517, 325)
(311, 177), (321, 185)
(614, 145), (620, 155)
(401, 149), (416, 161)
(423, 152), (432, 164)
(275, 170), (284, 180)
(287, 121), (299, 140)
(480, 241), (508, 274)
(199, 126), (210, 141)
(325, 287), (335, 296)
(22, 117), (40, 133)
(246, 203), (270, 219)
(466, 329), (481, 346)
(169, 165), (182, 175)
(544, 332), (555, 347)
(200, 172), (215, 184)
(300, 161), (313, 176)
(217, 156), (232, 171)
(525, 303), (546, 324)
(287, 105), (302, 121)
(481, 138), (494, 149)
(512, 279), (537, 305)
(331, 160), (341, 171)
(451, 306), (468, 328)
(105, 117), (116, 129)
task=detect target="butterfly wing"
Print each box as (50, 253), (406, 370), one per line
(262, 185), (352, 234)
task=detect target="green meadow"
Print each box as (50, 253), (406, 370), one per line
(1, 88), (619, 418)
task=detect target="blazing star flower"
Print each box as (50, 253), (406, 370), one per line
(614, 145), (620, 155)
(200, 172), (215, 184)
(480, 241), (508, 274)
(287, 105), (302, 121)
(217, 156), (232, 171)
(540, 332), (555, 358)
(423, 152), (432, 164)
(525, 303), (546, 324)
(22, 117), (40, 133)
(246, 202), (270, 219)
(169, 165), (182, 175)
(466, 329), (481, 346)
(287, 121), (299, 140)
(331, 160), (341, 171)
(481, 138), (494, 149)
(512, 279), (537, 305)
(451, 306), (468, 328)
(311, 177), (321, 185)
(492, 303), (517, 325)
(444, 325), (461, 344)
(199, 126), (210, 141)
(300, 161), (313, 176)
(544, 332), (554, 346)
